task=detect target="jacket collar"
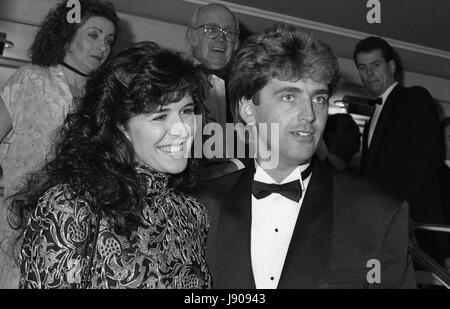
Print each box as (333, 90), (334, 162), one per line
(214, 159), (333, 288)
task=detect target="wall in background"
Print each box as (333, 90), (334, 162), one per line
(1, 0), (449, 118)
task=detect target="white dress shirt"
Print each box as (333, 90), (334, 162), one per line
(368, 81), (398, 146)
(206, 74), (245, 170)
(207, 74), (227, 129)
(251, 161), (312, 289)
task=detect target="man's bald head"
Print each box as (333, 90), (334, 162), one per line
(189, 4), (239, 30)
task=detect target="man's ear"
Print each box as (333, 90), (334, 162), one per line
(233, 41), (240, 52)
(388, 59), (396, 76)
(186, 28), (199, 47)
(239, 98), (256, 126)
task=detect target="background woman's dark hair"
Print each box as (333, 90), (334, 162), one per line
(9, 41), (209, 239)
(30, 0), (120, 66)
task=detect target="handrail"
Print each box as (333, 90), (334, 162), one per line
(415, 223), (450, 233)
(411, 221), (450, 288)
(409, 240), (450, 288)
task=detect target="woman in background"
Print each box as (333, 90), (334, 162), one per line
(0, 0), (119, 289)
(0, 0), (119, 197)
(10, 41), (211, 288)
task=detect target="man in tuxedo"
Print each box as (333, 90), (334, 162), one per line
(354, 37), (446, 265)
(198, 24), (416, 288)
(441, 118), (450, 223)
(440, 118), (450, 263)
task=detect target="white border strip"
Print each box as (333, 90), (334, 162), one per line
(180, 0), (450, 60)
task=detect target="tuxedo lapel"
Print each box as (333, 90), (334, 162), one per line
(214, 166), (255, 288)
(365, 85), (401, 170)
(277, 160), (333, 289)
(361, 118), (371, 174)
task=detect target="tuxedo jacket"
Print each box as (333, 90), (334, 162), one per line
(197, 160), (416, 289)
(361, 84), (443, 223)
(440, 164), (450, 225)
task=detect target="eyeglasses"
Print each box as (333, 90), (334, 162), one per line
(193, 24), (239, 43)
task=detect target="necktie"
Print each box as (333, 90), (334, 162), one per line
(252, 164), (313, 202)
(198, 65), (229, 81)
(368, 97), (382, 106)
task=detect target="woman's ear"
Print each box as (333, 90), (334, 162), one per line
(117, 123), (131, 141)
(388, 59), (396, 76)
(239, 98), (256, 126)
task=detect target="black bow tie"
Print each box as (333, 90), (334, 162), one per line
(368, 98), (382, 106)
(252, 164), (313, 202)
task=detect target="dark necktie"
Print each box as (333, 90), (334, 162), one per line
(252, 163), (313, 202)
(368, 97), (382, 106)
(198, 65), (229, 81)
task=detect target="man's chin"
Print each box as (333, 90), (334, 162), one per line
(208, 59), (228, 70)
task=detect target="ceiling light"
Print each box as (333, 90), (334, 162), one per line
(0, 32), (14, 49)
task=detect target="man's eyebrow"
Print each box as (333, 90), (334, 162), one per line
(312, 89), (329, 95)
(358, 60), (381, 66)
(273, 87), (302, 94)
(273, 87), (329, 95)
(180, 102), (195, 110)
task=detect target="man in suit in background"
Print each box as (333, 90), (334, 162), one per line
(441, 118), (450, 218)
(198, 24), (415, 288)
(354, 37), (446, 265)
(316, 113), (361, 172)
(440, 118), (450, 266)
(185, 3), (248, 174)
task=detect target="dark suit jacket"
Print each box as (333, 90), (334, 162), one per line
(198, 160), (416, 288)
(361, 84), (443, 224)
(440, 164), (450, 224)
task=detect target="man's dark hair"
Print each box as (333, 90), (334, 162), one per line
(353, 36), (395, 64)
(353, 36), (404, 82)
(228, 23), (340, 123)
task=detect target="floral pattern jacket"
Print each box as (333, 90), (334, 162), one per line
(19, 164), (211, 288)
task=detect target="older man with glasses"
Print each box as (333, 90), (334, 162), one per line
(186, 3), (247, 175)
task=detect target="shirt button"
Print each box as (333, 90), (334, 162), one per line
(275, 228), (279, 232)
(270, 276), (274, 281)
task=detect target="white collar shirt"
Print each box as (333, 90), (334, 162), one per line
(368, 81), (398, 146)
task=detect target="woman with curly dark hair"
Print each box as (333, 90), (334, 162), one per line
(0, 0), (119, 198)
(0, 0), (119, 289)
(10, 41), (212, 289)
